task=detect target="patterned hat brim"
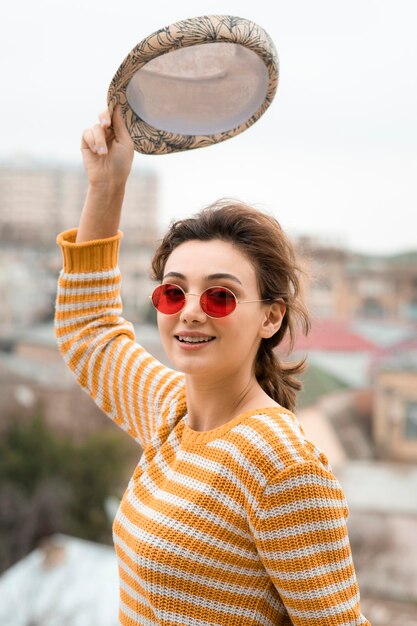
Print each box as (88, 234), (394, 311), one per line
(107, 15), (279, 155)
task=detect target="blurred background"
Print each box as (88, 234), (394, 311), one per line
(0, 1), (416, 624)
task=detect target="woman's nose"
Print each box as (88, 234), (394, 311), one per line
(179, 293), (206, 323)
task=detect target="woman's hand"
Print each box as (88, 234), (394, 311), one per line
(80, 104), (135, 188)
(75, 104), (134, 242)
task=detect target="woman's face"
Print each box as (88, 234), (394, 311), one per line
(156, 239), (284, 381)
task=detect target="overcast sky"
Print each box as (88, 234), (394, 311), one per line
(1, 0), (416, 253)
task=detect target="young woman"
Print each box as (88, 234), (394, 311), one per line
(55, 105), (370, 625)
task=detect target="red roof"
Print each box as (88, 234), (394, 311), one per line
(280, 319), (377, 352)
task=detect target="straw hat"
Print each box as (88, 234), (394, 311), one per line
(107, 15), (279, 154)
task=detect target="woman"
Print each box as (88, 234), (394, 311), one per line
(55, 105), (370, 625)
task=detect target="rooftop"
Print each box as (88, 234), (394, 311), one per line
(0, 534), (119, 626)
(286, 319), (377, 352)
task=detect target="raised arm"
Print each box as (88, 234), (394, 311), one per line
(54, 105), (185, 450)
(76, 104), (133, 242)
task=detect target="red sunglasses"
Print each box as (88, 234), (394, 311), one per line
(150, 283), (272, 318)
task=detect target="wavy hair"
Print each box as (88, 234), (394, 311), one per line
(151, 199), (311, 412)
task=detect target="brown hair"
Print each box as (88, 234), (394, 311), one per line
(151, 199), (311, 412)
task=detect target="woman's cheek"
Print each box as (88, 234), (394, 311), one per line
(157, 317), (174, 354)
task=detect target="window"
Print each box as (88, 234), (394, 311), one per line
(405, 402), (417, 439)
(357, 297), (385, 318)
(404, 300), (417, 321)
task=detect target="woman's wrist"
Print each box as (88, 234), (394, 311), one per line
(76, 184), (126, 243)
(88, 180), (127, 194)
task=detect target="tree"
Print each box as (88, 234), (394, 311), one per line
(0, 414), (138, 573)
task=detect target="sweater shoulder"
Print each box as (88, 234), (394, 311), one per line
(241, 406), (332, 476)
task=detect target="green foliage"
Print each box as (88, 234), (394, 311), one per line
(64, 429), (134, 541)
(0, 414), (69, 496)
(0, 414), (138, 572)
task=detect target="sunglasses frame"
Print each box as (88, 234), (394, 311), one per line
(150, 283), (273, 318)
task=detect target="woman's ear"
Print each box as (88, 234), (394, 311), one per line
(259, 300), (286, 339)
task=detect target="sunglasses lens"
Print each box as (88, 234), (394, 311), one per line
(201, 287), (236, 317)
(152, 284), (185, 314)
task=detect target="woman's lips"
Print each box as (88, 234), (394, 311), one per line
(175, 335), (216, 350)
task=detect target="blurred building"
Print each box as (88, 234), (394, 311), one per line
(0, 157), (158, 245)
(286, 316), (417, 462)
(0, 246), (53, 331)
(0, 158), (160, 336)
(297, 235), (417, 322)
(372, 345), (417, 462)
(0, 322), (169, 443)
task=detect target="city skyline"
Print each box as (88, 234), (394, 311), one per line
(1, 0), (416, 254)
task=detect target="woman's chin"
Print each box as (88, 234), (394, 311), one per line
(174, 360), (213, 376)
(169, 352), (217, 377)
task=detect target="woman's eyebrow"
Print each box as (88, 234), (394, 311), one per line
(163, 271), (242, 285)
(206, 273), (242, 285)
(163, 271), (185, 281)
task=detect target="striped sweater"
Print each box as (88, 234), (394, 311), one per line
(55, 228), (370, 626)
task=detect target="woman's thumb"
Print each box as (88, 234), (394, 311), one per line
(112, 104), (133, 145)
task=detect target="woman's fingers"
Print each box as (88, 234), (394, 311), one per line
(97, 104), (132, 144)
(81, 128), (97, 154)
(112, 104), (132, 143)
(91, 123), (108, 155)
(81, 123), (109, 156)
(81, 104), (133, 158)
(98, 109), (110, 128)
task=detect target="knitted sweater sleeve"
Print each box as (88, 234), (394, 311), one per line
(249, 460), (370, 625)
(54, 228), (185, 450)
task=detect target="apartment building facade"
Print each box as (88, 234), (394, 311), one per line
(0, 159), (160, 336)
